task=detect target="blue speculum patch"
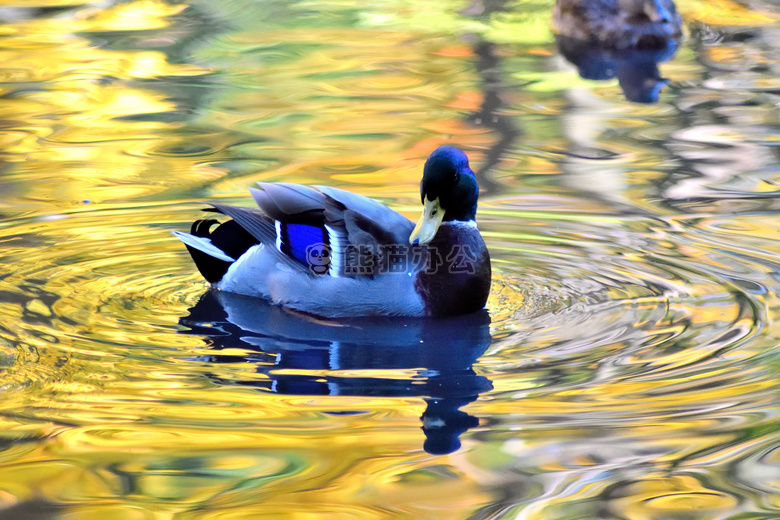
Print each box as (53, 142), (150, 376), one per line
(281, 223), (329, 268)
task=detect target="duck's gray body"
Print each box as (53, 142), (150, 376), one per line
(216, 241), (426, 317)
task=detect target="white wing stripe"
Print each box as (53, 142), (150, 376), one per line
(325, 224), (346, 278)
(172, 231), (236, 263)
(275, 221), (283, 252)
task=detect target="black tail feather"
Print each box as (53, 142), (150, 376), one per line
(186, 219), (260, 283)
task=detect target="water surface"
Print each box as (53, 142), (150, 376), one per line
(0, 0), (779, 518)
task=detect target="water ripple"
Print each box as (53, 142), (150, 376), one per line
(0, 0), (778, 516)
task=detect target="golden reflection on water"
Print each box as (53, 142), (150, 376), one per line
(0, 0), (779, 518)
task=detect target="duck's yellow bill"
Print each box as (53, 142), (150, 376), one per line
(409, 197), (445, 245)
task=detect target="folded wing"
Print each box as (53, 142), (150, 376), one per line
(174, 183), (415, 281)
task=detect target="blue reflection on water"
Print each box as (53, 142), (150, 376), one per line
(556, 35), (679, 102)
(180, 290), (494, 454)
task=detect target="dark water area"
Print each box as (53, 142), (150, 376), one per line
(0, 0), (778, 517)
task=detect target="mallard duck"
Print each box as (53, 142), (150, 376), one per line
(173, 146), (491, 318)
(553, 0), (682, 49)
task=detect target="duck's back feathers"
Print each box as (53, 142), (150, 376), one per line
(316, 185), (415, 246)
(249, 183), (324, 223)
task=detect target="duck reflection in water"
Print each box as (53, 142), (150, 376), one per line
(553, 0), (683, 103)
(556, 35), (679, 103)
(180, 290), (494, 455)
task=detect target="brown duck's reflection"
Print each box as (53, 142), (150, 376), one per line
(180, 290), (493, 455)
(556, 35), (679, 103)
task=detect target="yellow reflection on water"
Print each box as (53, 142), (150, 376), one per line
(0, 0), (212, 209)
(685, 0), (780, 26)
(0, 0), (778, 518)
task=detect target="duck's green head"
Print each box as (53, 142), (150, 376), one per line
(410, 146), (478, 246)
